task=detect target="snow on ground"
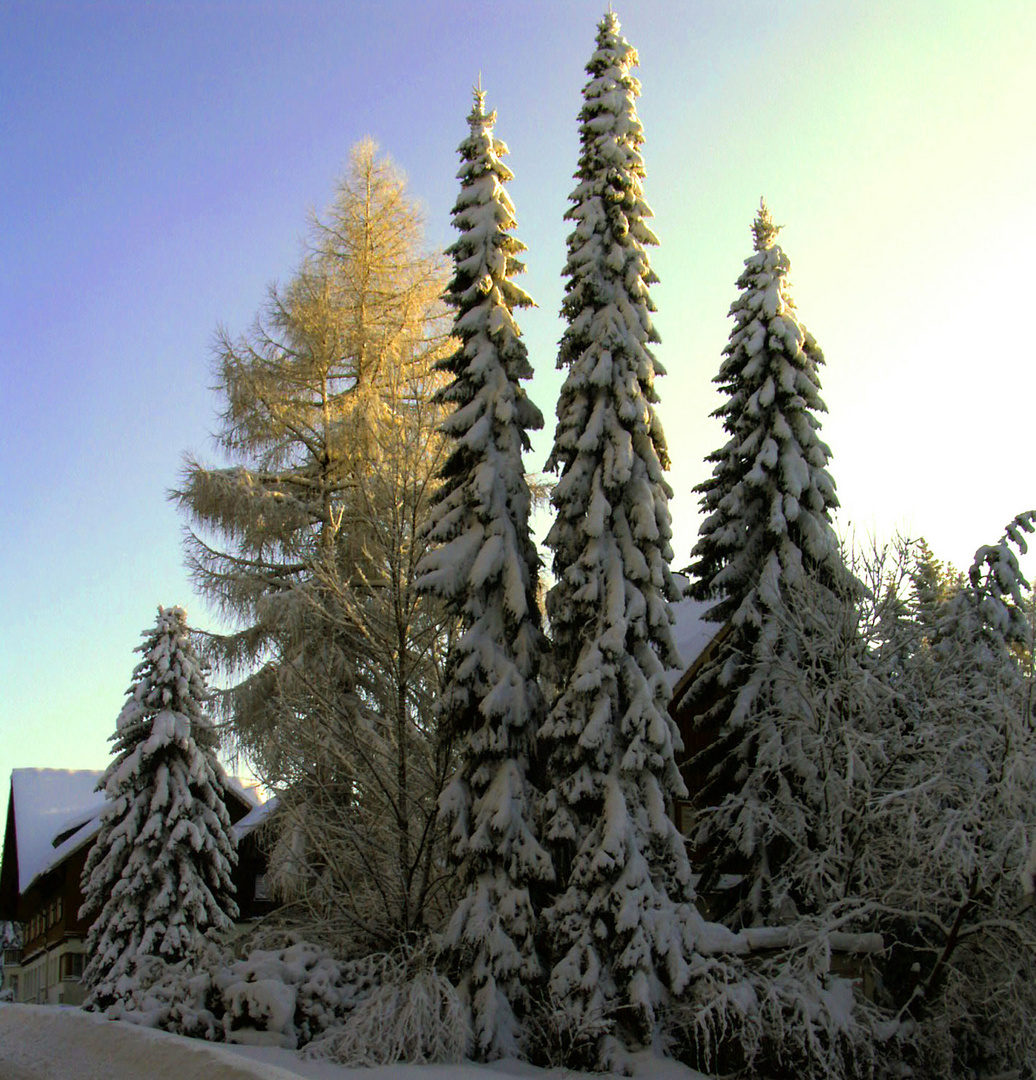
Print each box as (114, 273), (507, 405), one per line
(0, 1004), (709, 1080)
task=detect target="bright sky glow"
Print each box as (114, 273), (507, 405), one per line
(2, 0), (1035, 830)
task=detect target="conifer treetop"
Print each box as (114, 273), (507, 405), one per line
(437, 85), (536, 370)
(689, 202), (841, 622)
(752, 198), (781, 251)
(550, 10), (661, 389)
(116, 605), (212, 736)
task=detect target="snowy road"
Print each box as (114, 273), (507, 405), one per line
(0, 1003), (708, 1080)
(0, 1004), (303, 1080)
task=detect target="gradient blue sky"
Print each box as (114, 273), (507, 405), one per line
(3, 1), (1035, 825)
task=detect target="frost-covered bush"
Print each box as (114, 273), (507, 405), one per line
(106, 940), (379, 1050)
(523, 986), (615, 1073)
(665, 948), (894, 1080)
(303, 948), (469, 1066)
(862, 517), (1036, 1076)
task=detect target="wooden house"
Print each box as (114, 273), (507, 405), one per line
(0, 768), (272, 1005)
(665, 577), (725, 838)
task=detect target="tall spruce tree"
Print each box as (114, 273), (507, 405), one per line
(540, 13), (700, 1058)
(684, 203), (869, 925)
(416, 86), (552, 1060)
(80, 606), (237, 1008)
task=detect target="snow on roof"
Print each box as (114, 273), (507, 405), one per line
(10, 769), (105, 894)
(9, 768), (265, 896)
(666, 575), (721, 689)
(232, 795), (279, 841)
(224, 774), (262, 811)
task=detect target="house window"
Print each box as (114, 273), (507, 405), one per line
(60, 953), (85, 981)
(56, 897), (62, 923)
(254, 873), (271, 901)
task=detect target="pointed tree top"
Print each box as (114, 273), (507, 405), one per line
(597, 8), (625, 46)
(469, 79), (492, 128)
(588, 9), (639, 92)
(752, 197), (781, 251)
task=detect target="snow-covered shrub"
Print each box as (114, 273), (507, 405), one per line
(665, 947), (894, 1080)
(221, 978), (298, 1047)
(523, 986), (615, 1073)
(861, 517), (1036, 1076)
(304, 947), (469, 1066)
(216, 941), (375, 1048)
(105, 942), (227, 1039)
(104, 939), (378, 1051)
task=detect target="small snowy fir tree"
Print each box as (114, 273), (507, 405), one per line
(684, 203), (872, 926)
(80, 606), (237, 1008)
(540, 13), (701, 1060)
(416, 85), (552, 1061)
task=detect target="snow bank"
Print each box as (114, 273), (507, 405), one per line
(0, 1004), (710, 1080)
(0, 1004), (304, 1080)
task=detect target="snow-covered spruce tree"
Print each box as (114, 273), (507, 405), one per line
(867, 515), (1036, 1075)
(80, 606), (237, 1009)
(539, 14), (702, 1060)
(416, 87), (552, 1060)
(689, 200), (841, 619)
(683, 202), (876, 926)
